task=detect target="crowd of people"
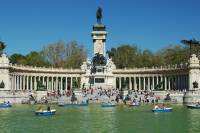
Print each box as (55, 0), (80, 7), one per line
(81, 87), (158, 105)
(38, 87), (168, 105)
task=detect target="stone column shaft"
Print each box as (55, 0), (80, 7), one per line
(139, 77), (141, 91)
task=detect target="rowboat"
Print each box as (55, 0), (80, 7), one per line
(187, 105), (200, 109)
(0, 104), (12, 108)
(101, 104), (116, 107)
(35, 109), (56, 116)
(152, 108), (173, 112)
(58, 103), (88, 107)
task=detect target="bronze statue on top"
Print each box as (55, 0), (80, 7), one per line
(181, 38), (200, 56)
(96, 7), (102, 24)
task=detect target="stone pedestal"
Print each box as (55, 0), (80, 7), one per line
(188, 54), (200, 90)
(91, 24), (107, 56)
(36, 91), (47, 101)
(184, 91), (200, 104)
(0, 54), (10, 91)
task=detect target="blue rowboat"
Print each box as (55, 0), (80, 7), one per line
(187, 105), (200, 109)
(101, 104), (116, 107)
(0, 104), (12, 108)
(58, 103), (88, 107)
(152, 108), (173, 112)
(35, 109), (56, 116)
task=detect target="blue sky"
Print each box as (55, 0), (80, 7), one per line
(0, 0), (200, 57)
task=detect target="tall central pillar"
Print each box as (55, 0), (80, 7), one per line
(91, 22), (107, 56)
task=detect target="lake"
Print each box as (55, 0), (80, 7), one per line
(0, 104), (199, 133)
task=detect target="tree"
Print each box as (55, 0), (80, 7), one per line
(107, 43), (189, 69)
(9, 53), (27, 65)
(0, 41), (6, 55)
(9, 52), (49, 67)
(160, 46), (189, 65)
(107, 44), (139, 68)
(26, 51), (50, 67)
(40, 40), (86, 68)
(40, 40), (66, 67)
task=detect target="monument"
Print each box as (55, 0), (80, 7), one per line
(81, 7), (116, 89)
(182, 39), (200, 103)
(0, 41), (10, 91)
(0, 7), (199, 104)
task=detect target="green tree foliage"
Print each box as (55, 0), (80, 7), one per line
(9, 53), (27, 65)
(160, 46), (189, 65)
(107, 45), (140, 68)
(9, 52), (49, 67)
(9, 40), (190, 69)
(9, 41), (86, 69)
(26, 51), (50, 67)
(107, 44), (189, 69)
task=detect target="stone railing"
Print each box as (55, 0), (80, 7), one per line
(9, 64), (85, 74)
(113, 64), (188, 74)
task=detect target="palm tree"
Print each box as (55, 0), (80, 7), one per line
(0, 41), (6, 55)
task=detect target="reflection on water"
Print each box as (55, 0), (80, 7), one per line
(188, 109), (200, 133)
(0, 108), (11, 133)
(0, 105), (199, 133)
(79, 105), (117, 133)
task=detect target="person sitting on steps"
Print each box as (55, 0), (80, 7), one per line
(47, 105), (51, 111)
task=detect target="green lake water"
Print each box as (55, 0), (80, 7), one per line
(0, 104), (199, 133)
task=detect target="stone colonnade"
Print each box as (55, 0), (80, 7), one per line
(10, 73), (81, 92)
(115, 74), (189, 91)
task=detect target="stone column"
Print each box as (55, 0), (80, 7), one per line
(164, 76), (167, 90)
(56, 77), (58, 91)
(119, 77), (121, 89)
(161, 76), (163, 89)
(168, 76), (171, 90)
(18, 75), (21, 90)
(16, 75), (17, 90)
(133, 77), (136, 90)
(11, 75), (13, 90)
(148, 77), (150, 91)
(34, 76), (37, 91)
(178, 75), (180, 90)
(22, 76), (25, 90)
(139, 77), (141, 91)
(13, 75), (15, 90)
(61, 77), (63, 94)
(70, 77), (73, 90)
(176, 75), (178, 90)
(143, 77), (145, 90)
(10, 75), (13, 90)
(129, 77), (132, 90)
(19, 76), (21, 90)
(47, 76), (49, 91)
(52, 77), (54, 91)
(17, 75), (20, 90)
(66, 77), (68, 90)
(19, 75), (22, 90)
(30, 76), (32, 90)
